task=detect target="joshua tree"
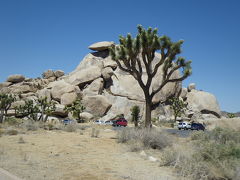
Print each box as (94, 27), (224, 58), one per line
(169, 97), (187, 121)
(15, 100), (40, 121)
(0, 93), (15, 123)
(37, 97), (56, 122)
(110, 25), (192, 127)
(131, 105), (140, 127)
(64, 99), (85, 123)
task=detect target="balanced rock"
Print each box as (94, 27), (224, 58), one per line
(188, 83), (196, 92)
(82, 95), (112, 117)
(88, 41), (114, 51)
(7, 74), (25, 83)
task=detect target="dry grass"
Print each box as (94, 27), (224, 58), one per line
(161, 125), (240, 180)
(6, 129), (18, 135)
(117, 128), (172, 151)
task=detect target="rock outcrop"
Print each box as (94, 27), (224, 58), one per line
(0, 41), (222, 122)
(7, 74), (25, 83)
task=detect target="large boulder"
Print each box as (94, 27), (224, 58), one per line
(54, 70), (65, 78)
(88, 41), (114, 51)
(0, 82), (12, 89)
(80, 112), (94, 122)
(52, 104), (68, 117)
(66, 66), (102, 87)
(60, 92), (78, 105)
(82, 95), (112, 117)
(7, 74), (25, 83)
(82, 78), (104, 96)
(10, 84), (37, 94)
(42, 70), (55, 79)
(102, 90), (144, 121)
(186, 89), (221, 118)
(49, 80), (80, 101)
(37, 88), (51, 102)
(102, 67), (114, 81)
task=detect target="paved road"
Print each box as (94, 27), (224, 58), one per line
(0, 168), (22, 180)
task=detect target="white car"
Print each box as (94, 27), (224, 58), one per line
(178, 122), (191, 130)
(94, 120), (104, 125)
(104, 120), (113, 125)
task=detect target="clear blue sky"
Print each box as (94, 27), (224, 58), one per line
(0, 0), (239, 112)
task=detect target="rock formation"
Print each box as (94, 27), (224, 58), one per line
(0, 41), (222, 122)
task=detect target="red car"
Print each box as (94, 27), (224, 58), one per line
(112, 118), (128, 127)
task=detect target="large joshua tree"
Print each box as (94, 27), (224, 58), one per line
(109, 25), (192, 128)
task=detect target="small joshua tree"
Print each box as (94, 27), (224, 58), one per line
(0, 93), (15, 123)
(64, 99), (85, 123)
(227, 113), (235, 118)
(131, 105), (140, 127)
(169, 97), (187, 121)
(15, 100), (40, 121)
(110, 25), (192, 127)
(37, 97), (56, 122)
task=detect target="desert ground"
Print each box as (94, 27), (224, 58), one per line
(0, 123), (178, 180)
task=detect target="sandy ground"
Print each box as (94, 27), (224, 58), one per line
(0, 126), (178, 180)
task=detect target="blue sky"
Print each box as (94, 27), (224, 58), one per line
(0, 0), (239, 112)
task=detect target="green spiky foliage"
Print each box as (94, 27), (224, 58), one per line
(109, 25), (192, 127)
(64, 99), (85, 123)
(0, 93), (15, 123)
(37, 97), (56, 122)
(15, 100), (40, 121)
(169, 97), (187, 121)
(227, 113), (235, 118)
(131, 105), (140, 127)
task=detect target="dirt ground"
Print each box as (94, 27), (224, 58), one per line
(0, 125), (178, 180)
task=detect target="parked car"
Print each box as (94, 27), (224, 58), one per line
(191, 123), (205, 131)
(62, 119), (73, 125)
(112, 118), (128, 127)
(94, 120), (104, 125)
(178, 122), (191, 130)
(104, 120), (113, 125)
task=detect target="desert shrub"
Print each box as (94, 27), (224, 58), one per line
(78, 125), (90, 130)
(18, 136), (25, 144)
(6, 129), (18, 135)
(22, 120), (39, 131)
(161, 127), (240, 180)
(156, 119), (175, 128)
(117, 128), (172, 151)
(5, 117), (22, 126)
(0, 129), (4, 137)
(64, 124), (77, 132)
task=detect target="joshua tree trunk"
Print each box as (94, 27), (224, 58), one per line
(0, 109), (4, 123)
(144, 96), (152, 128)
